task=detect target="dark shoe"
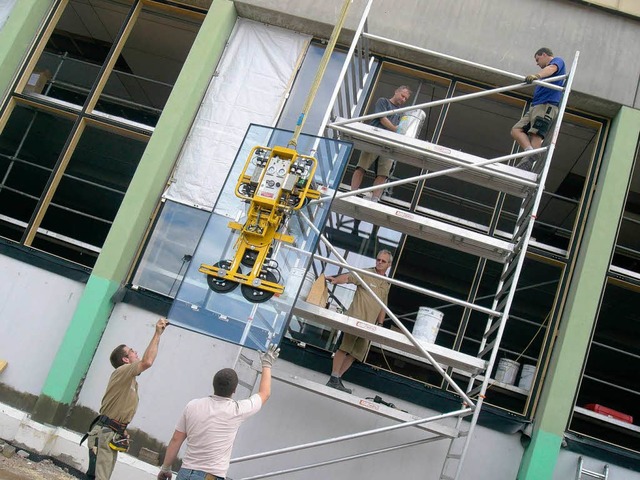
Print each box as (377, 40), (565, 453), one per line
(337, 377), (353, 393)
(326, 376), (352, 394)
(516, 158), (534, 171)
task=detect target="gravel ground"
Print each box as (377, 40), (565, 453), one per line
(0, 443), (85, 480)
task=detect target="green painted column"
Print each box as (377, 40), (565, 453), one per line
(32, 0), (238, 424)
(517, 106), (640, 479)
(0, 1), (55, 103)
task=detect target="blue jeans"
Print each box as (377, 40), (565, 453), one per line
(176, 468), (224, 480)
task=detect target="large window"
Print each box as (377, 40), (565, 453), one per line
(612, 137), (640, 274)
(570, 140), (640, 453)
(0, 0), (203, 266)
(571, 280), (640, 452)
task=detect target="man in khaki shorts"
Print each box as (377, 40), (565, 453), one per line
(324, 250), (393, 393)
(511, 47), (565, 171)
(351, 86), (411, 201)
(84, 318), (168, 480)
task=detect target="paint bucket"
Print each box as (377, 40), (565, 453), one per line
(412, 307), (444, 344)
(298, 270), (317, 299)
(286, 267), (316, 300)
(396, 109), (426, 138)
(518, 364), (536, 391)
(495, 358), (520, 385)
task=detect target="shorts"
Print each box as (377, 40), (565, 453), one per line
(339, 331), (371, 362)
(356, 151), (394, 178)
(512, 103), (558, 139)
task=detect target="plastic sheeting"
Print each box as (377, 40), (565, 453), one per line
(164, 19), (311, 210)
(0, 0), (17, 31)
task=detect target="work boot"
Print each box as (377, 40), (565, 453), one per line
(326, 375), (352, 394)
(338, 377), (353, 393)
(516, 152), (540, 172)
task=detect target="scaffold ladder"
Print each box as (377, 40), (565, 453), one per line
(577, 457), (610, 480)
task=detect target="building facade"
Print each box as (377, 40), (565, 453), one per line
(0, 1), (639, 479)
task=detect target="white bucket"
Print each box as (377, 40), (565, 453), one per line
(495, 358), (520, 385)
(518, 364), (536, 391)
(286, 267), (315, 300)
(412, 307), (444, 344)
(396, 109), (426, 138)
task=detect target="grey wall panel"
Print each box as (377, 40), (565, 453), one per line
(234, 0), (640, 115)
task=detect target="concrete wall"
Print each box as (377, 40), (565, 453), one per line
(555, 448), (640, 479)
(75, 303), (245, 444)
(68, 302), (526, 479)
(0, 255), (83, 397)
(234, 0), (640, 116)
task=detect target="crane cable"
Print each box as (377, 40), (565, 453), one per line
(288, 0), (354, 148)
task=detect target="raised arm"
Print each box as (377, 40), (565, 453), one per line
(137, 318), (168, 374)
(257, 344), (280, 404)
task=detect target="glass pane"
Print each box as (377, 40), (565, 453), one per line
(0, 106), (74, 241)
(572, 281), (640, 452)
(97, 5), (202, 125)
(36, 124), (146, 260)
(132, 200), (209, 296)
(168, 124), (352, 350)
(455, 258), (562, 413)
(26, 0), (129, 105)
(499, 113), (602, 252)
(613, 139), (640, 274)
(277, 43), (347, 135)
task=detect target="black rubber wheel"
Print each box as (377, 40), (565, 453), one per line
(241, 269), (278, 303)
(206, 260), (241, 293)
(240, 250), (259, 267)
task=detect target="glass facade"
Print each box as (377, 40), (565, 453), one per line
(0, 0), (203, 266)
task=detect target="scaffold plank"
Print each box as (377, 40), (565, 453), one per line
(331, 120), (537, 197)
(272, 371), (461, 438)
(292, 301), (487, 374)
(332, 195), (514, 263)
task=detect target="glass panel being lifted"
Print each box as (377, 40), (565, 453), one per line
(168, 124), (352, 350)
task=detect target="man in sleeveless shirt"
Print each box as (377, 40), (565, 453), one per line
(324, 250), (393, 393)
(85, 317), (168, 480)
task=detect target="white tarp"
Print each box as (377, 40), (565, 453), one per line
(164, 19), (311, 210)
(0, 0), (17, 31)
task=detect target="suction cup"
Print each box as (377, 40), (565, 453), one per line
(206, 260), (241, 293)
(241, 270), (278, 303)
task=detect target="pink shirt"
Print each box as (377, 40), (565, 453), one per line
(176, 394), (262, 477)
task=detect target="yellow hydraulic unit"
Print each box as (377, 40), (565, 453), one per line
(199, 145), (320, 303)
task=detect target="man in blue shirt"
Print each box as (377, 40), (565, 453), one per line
(511, 48), (566, 171)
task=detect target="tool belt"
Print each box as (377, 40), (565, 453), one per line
(80, 415), (129, 446)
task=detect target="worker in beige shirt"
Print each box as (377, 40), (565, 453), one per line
(157, 344), (280, 480)
(84, 317), (168, 480)
(325, 250), (393, 393)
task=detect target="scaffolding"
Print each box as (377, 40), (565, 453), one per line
(233, 1), (579, 478)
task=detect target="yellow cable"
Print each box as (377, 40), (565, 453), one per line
(288, 0), (353, 148)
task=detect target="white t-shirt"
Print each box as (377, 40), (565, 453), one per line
(177, 394), (262, 477)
